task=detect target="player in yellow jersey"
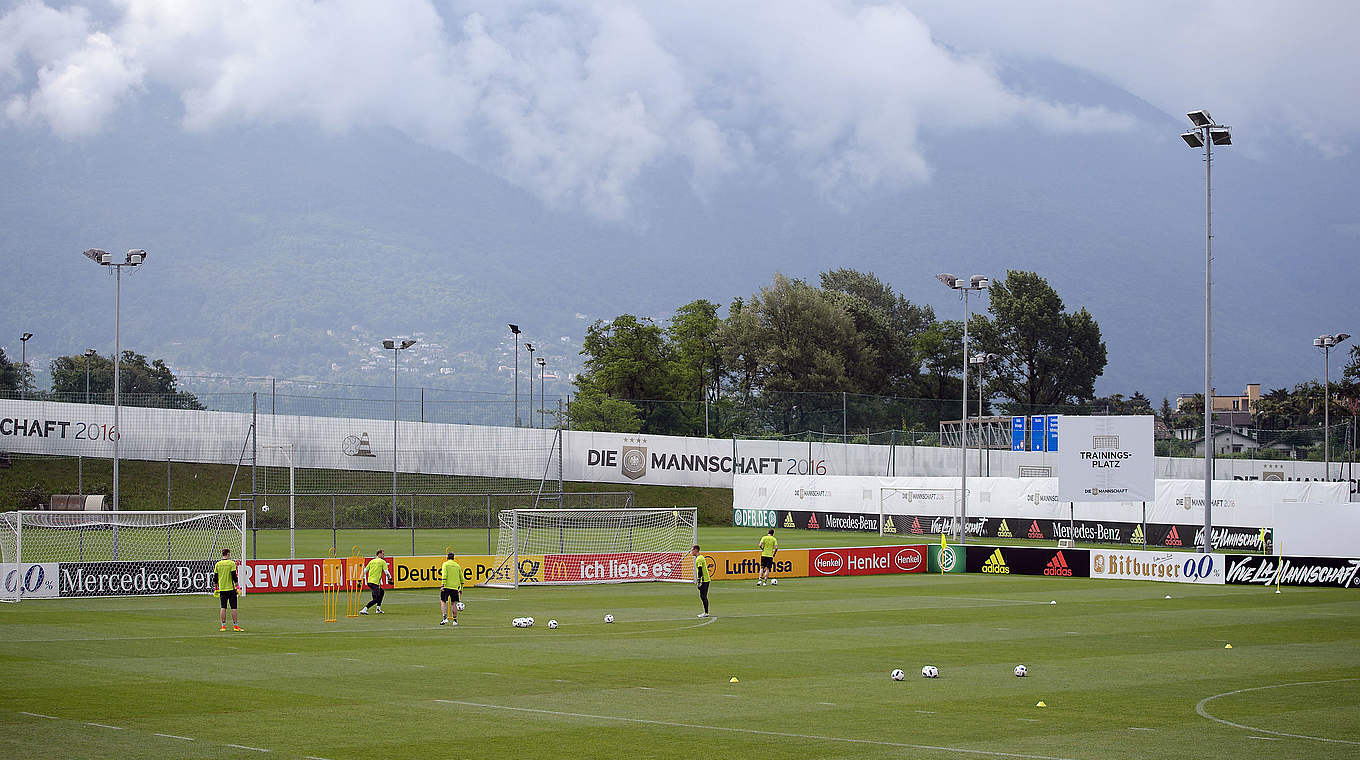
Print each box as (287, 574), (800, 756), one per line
(359, 549), (390, 614)
(214, 548), (244, 631)
(691, 544), (712, 618)
(757, 529), (778, 586)
(439, 552), (464, 627)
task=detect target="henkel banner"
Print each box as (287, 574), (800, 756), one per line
(538, 552), (687, 584)
(808, 545), (927, 577)
(1089, 550), (1225, 585)
(0, 563), (59, 598)
(1057, 415), (1155, 502)
(706, 549), (810, 580)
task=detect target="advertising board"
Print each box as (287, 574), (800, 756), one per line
(964, 546), (1090, 577)
(1089, 550), (1225, 584)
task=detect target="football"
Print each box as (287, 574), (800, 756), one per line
(890, 669), (905, 681)
(604, 614), (615, 623)
(921, 665), (939, 679)
(548, 619), (558, 629)
(1014, 665), (1027, 677)
(512, 618), (522, 627)
(456, 602), (465, 611)
(770, 578), (778, 585)
(260, 504), (270, 513)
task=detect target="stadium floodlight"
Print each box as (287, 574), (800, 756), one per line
(970, 353), (1000, 474)
(19, 332), (32, 398)
(936, 272), (990, 544)
(537, 356), (547, 429)
(509, 324), (522, 427)
(525, 343), (536, 428)
(80, 348), (97, 495)
(383, 337), (417, 530)
(1183, 109), (1231, 553)
(1317, 333), (1352, 481)
(81, 247), (147, 511)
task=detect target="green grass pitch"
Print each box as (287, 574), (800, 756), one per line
(2, 571), (1359, 759)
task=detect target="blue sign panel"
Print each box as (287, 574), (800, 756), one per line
(1011, 416), (1026, 451)
(1030, 415), (1046, 452)
(1047, 414), (1059, 452)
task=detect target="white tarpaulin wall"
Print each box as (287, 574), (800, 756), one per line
(1271, 503), (1360, 557)
(733, 474), (1351, 526)
(1, 399), (1355, 498)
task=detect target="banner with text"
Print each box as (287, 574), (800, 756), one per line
(1057, 416), (1154, 502)
(965, 545), (1090, 577)
(808, 545), (928, 577)
(1089, 550), (1225, 584)
(537, 552), (688, 584)
(0, 563), (60, 598)
(1224, 554), (1360, 588)
(706, 549), (810, 580)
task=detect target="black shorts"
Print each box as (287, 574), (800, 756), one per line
(760, 556), (774, 569)
(440, 588), (460, 602)
(219, 589), (238, 609)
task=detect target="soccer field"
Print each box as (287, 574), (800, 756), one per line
(2, 574), (1358, 760)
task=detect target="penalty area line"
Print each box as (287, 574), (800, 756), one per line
(435, 699), (1084, 760)
(1196, 678), (1360, 746)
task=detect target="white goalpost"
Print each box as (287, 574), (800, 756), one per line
(485, 508), (698, 588)
(0, 510), (247, 601)
(878, 488), (961, 538)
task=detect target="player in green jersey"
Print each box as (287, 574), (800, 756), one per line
(440, 552), (464, 626)
(360, 550), (390, 614)
(214, 548), (243, 631)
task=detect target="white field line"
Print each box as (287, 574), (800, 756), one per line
(154, 733), (194, 741)
(225, 743), (270, 752)
(19, 712), (57, 719)
(1196, 678), (1360, 745)
(86, 722), (123, 730)
(435, 699), (1084, 760)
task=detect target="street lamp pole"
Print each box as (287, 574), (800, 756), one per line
(19, 333), (32, 398)
(1182, 111), (1231, 553)
(383, 338), (417, 529)
(971, 353), (999, 476)
(508, 324), (521, 426)
(81, 348), (96, 495)
(525, 342), (536, 428)
(1316, 333), (1351, 480)
(937, 274), (990, 544)
(82, 248), (146, 511)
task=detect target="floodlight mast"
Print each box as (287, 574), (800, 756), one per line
(81, 248), (147, 512)
(1317, 333), (1352, 480)
(936, 272), (989, 544)
(1182, 110), (1230, 553)
(383, 337), (417, 529)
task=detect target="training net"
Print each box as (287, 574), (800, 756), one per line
(878, 488), (961, 538)
(486, 508), (698, 587)
(0, 510), (247, 601)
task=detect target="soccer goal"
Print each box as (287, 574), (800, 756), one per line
(0, 510), (247, 601)
(878, 488), (960, 538)
(485, 508), (698, 588)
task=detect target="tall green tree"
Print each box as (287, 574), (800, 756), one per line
(575, 315), (682, 433)
(48, 351), (202, 409)
(913, 320), (962, 401)
(819, 268), (934, 395)
(667, 299), (724, 404)
(0, 347), (27, 394)
(970, 270), (1107, 407)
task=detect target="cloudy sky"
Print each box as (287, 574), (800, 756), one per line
(2, 0), (1357, 398)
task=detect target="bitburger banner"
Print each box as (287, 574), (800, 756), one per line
(1089, 550), (1225, 585)
(1224, 554), (1360, 588)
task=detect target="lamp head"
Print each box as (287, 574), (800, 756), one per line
(399, 339), (417, 350)
(1335, 333), (1351, 344)
(1187, 110), (1212, 127)
(525, 342), (534, 352)
(508, 324), (521, 334)
(21, 332), (32, 342)
(1181, 131), (1203, 148)
(125, 249), (147, 265)
(85, 348), (97, 357)
(1209, 127), (1232, 146)
(936, 273), (959, 289)
(83, 248), (112, 265)
(382, 339), (395, 349)
(1315, 336), (1326, 348)
(970, 274), (989, 289)
(537, 357), (545, 366)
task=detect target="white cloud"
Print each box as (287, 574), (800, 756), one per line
(4, 1), (1345, 217)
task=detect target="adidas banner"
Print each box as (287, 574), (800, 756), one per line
(965, 545), (1090, 577)
(1224, 554), (1360, 588)
(1089, 550), (1225, 584)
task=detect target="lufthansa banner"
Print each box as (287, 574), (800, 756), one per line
(1089, 550), (1225, 585)
(707, 549), (810, 580)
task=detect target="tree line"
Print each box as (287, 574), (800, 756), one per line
(569, 268), (1108, 435)
(0, 349), (203, 410)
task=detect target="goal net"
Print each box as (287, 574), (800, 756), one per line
(0, 510), (246, 601)
(878, 488), (960, 538)
(486, 508), (698, 587)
